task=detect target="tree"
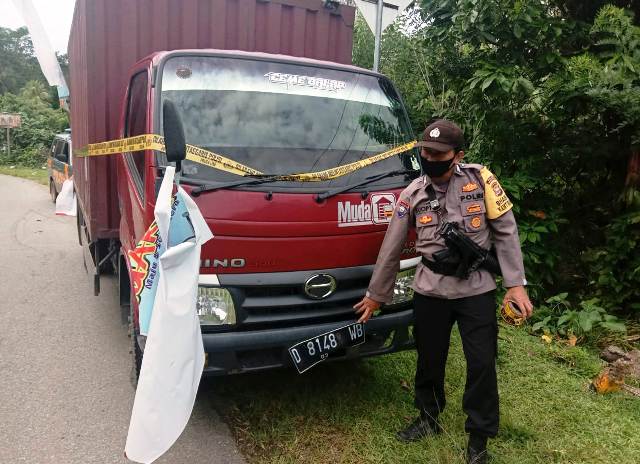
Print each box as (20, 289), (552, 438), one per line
(0, 27), (45, 95)
(0, 81), (68, 166)
(362, 1), (640, 315)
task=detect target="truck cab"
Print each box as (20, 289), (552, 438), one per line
(118, 50), (421, 375)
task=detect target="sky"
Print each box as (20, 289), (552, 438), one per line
(0, 0), (76, 53)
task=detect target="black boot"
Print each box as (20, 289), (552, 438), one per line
(396, 414), (442, 442)
(466, 434), (488, 464)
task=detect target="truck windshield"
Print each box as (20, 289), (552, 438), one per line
(160, 55), (419, 191)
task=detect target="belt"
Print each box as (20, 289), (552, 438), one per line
(421, 256), (459, 276)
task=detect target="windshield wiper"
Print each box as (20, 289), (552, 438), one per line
(184, 168), (416, 197)
(190, 175), (282, 196)
(316, 169), (416, 202)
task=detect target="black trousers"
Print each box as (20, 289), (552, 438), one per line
(413, 290), (499, 437)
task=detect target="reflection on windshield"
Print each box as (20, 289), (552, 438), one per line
(161, 55), (419, 190)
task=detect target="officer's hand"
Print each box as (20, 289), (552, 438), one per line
(353, 297), (382, 323)
(504, 286), (533, 319)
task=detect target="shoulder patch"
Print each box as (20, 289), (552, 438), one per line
(479, 167), (512, 219)
(396, 199), (410, 218)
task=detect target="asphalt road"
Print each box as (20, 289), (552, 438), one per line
(0, 174), (246, 464)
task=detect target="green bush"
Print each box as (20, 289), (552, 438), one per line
(0, 80), (68, 167)
(530, 293), (626, 341)
(353, 3), (640, 328)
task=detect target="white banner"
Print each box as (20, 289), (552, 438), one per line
(12, 0), (68, 90)
(54, 178), (76, 216)
(125, 166), (214, 463)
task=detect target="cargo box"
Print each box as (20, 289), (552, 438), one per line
(68, 0), (355, 241)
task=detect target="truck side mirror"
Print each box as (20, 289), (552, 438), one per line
(162, 99), (186, 172)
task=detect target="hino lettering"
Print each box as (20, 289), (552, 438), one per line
(201, 258), (246, 268)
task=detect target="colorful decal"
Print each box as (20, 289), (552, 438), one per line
(372, 193), (396, 224)
(128, 190), (196, 335)
(479, 167), (513, 219)
(129, 222), (161, 303)
(52, 168), (68, 186)
(338, 193), (396, 227)
(462, 182), (478, 192)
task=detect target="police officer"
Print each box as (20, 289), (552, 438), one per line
(353, 119), (533, 464)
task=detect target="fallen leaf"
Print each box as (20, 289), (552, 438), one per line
(567, 335), (577, 347)
(400, 379), (411, 392)
(592, 368), (624, 394)
(541, 335), (552, 344)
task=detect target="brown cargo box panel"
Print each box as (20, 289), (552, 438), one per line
(69, 0), (355, 241)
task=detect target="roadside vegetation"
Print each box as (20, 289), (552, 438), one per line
(0, 27), (68, 170)
(213, 325), (640, 464)
(355, 0), (640, 337)
(0, 165), (47, 185)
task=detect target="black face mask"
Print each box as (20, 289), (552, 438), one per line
(422, 157), (455, 178)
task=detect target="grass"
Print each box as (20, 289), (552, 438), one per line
(0, 165), (49, 185)
(210, 325), (640, 464)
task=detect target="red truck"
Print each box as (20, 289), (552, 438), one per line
(69, 0), (421, 375)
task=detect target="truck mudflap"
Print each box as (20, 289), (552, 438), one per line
(201, 309), (414, 375)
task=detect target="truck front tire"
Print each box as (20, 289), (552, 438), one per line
(129, 302), (144, 385)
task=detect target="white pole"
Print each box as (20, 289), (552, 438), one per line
(373, 0), (384, 72)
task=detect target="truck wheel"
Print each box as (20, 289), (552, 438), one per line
(49, 179), (57, 203)
(129, 304), (144, 385)
(76, 198), (83, 246)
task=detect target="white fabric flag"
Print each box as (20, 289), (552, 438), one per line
(12, 0), (69, 91)
(353, 0), (414, 34)
(125, 167), (213, 463)
(55, 178), (77, 216)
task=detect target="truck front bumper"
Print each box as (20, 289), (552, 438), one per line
(201, 309), (414, 375)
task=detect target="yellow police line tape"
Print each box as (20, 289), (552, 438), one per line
(75, 134), (416, 182)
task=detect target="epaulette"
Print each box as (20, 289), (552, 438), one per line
(407, 176), (425, 188)
(458, 162), (484, 171)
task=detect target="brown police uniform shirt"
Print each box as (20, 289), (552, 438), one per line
(366, 163), (527, 302)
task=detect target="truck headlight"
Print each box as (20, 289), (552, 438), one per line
(388, 268), (415, 306)
(196, 286), (236, 325)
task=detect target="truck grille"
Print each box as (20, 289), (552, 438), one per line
(216, 267), (378, 328)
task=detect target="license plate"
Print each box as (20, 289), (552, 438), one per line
(288, 322), (366, 374)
